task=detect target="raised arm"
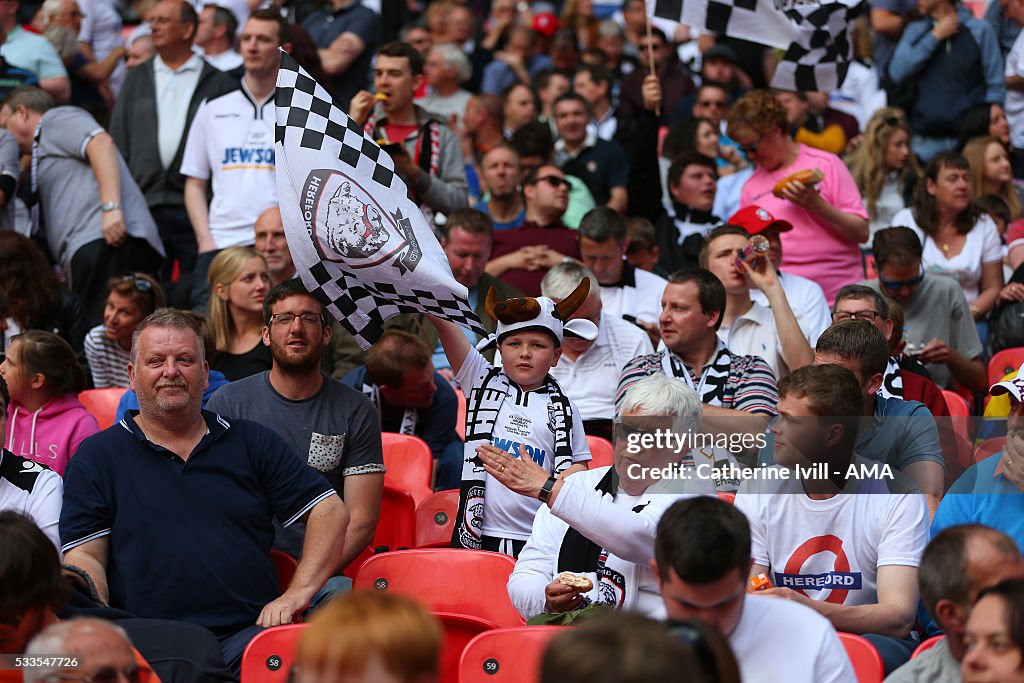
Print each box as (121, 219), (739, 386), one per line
(426, 314), (473, 376)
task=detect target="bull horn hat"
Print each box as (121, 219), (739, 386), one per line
(484, 279), (599, 345)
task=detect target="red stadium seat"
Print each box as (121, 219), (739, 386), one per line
(974, 436), (1007, 464)
(78, 388), (128, 430)
(434, 612), (498, 683)
(911, 635), (945, 660)
(716, 491), (736, 504)
(838, 633), (884, 683)
(586, 435), (614, 469)
(414, 489), (459, 548)
(343, 482), (416, 579)
(988, 348), (1024, 387)
(941, 390), (972, 443)
(353, 549), (524, 628)
(382, 433), (434, 505)
(271, 551), (297, 592)
(240, 624), (304, 683)
(459, 626), (563, 683)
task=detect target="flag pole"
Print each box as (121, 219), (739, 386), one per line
(644, 2), (660, 117)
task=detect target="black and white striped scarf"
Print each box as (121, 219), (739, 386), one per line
(660, 342), (732, 407)
(880, 356), (904, 400)
(451, 367), (575, 550)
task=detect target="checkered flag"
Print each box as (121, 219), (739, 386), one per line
(655, 0), (864, 92)
(274, 51), (485, 349)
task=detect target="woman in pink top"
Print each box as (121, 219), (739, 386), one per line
(1, 330), (98, 475)
(727, 91), (869, 303)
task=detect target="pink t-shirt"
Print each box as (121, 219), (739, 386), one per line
(740, 144), (869, 303)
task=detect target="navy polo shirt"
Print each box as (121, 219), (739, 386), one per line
(558, 138), (629, 206)
(60, 410), (335, 636)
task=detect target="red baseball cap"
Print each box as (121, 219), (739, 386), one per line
(532, 13), (559, 37)
(727, 205), (793, 235)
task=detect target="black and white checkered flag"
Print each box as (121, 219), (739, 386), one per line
(654, 0), (864, 92)
(274, 51), (485, 349)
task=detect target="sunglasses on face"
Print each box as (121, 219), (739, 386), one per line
(879, 267), (925, 291)
(738, 138), (761, 155)
(535, 175), (569, 189)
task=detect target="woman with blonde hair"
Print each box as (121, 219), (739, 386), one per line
(963, 136), (1023, 218)
(294, 592), (442, 683)
(207, 246), (271, 381)
(847, 107), (919, 245)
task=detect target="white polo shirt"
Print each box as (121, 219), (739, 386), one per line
(599, 264), (668, 327)
(550, 313), (654, 421)
(718, 301), (787, 380)
(180, 79), (278, 248)
(750, 271), (832, 346)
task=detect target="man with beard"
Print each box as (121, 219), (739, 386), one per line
(60, 307), (349, 675)
(207, 279), (382, 572)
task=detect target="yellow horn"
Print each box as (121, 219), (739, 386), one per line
(554, 278), (591, 319)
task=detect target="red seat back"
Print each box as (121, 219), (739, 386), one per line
(414, 489), (459, 548)
(382, 433), (434, 505)
(988, 348), (1024, 387)
(460, 626), (563, 683)
(586, 435), (614, 469)
(838, 632), (884, 683)
(78, 388), (128, 430)
(271, 551), (298, 592)
(456, 388), (466, 441)
(434, 612), (498, 683)
(343, 482), (416, 578)
(240, 624), (305, 683)
(974, 436), (1007, 464)
(941, 390), (972, 444)
(911, 635), (945, 660)
(353, 549), (524, 628)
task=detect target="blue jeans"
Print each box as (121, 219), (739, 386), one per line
(190, 248), (222, 312)
(911, 134), (958, 164)
(862, 633), (918, 676)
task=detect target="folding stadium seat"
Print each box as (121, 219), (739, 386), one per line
(78, 387), (128, 430)
(941, 390), (972, 444)
(342, 483), (416, 578)
(240, 624), (305, 683)
(271, 551), (297, 592)
(974, 436), (1007, 464)
(988, 348), (1024, 387)
(459, 626), (563, 683)
(456, 388), (466, 441)
(586, 435), (614, 469)
(838, 633), (884, 683)
(414, 489), (459, 548)
(382, 433), (434, 505)
(434, 612), (498, 683)
(353, 548), (524, 628)
(911, 635), (945, 660)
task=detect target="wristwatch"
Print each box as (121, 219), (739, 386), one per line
(100, 201), (122, 213)
(538, 476), (557, 503)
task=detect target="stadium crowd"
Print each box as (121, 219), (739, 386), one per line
(5, 0), (1024, 679)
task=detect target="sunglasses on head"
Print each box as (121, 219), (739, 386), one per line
(879, 266), (925, 291)
(119, 275), (153, 294)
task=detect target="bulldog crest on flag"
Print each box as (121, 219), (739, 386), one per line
(275, 51), (485, 349)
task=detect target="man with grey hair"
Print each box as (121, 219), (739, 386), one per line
(497, 372), (713, 620)
(23, 619), (143, 683)
(886, 524), (1024, 682)
(60, 308), (349, 675)
(542, 261), (652, 440)
(419, 43), (472, 127)
(1, 85), (164, 327)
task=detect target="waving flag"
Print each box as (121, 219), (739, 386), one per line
(274, 51), (486, 349)
(652, 0), (865, 92)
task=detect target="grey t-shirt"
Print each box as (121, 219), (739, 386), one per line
(35, 107), (164, 272)
(0, 129), (18, 230)
(863, 275), (982, 390)
(207, 371), (384, 556)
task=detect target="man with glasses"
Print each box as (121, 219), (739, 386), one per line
(207, 279), (382, 575)
(863, 227), (985, 392)
(487, 164), (581, 296)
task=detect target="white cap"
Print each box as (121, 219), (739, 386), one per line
(990, 362), (1024, 401)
